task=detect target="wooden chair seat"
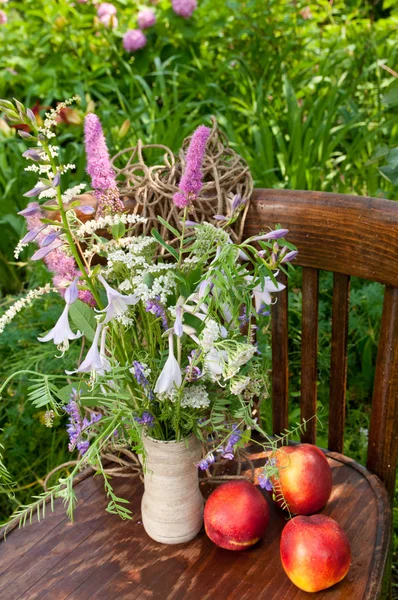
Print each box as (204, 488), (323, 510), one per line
(0, 448), (391, 600)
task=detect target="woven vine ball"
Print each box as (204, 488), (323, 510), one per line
(111, 117), (253, 247)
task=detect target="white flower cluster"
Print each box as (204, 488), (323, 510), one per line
(0, 284), (52, 335)
(230, 376), (251, 395)
(224, 344), (256, 379)
(106, 237), (154, 270)
(75, 214), (147, 238)
(14, 240), (28, 259)
(62, 184), (86, 204)
(38, 96), (80, 139)
(199, 319), (220, 352)
(61, 163), (76, 173)
(180, 385), (210, 409)
(39, 188), (57, 200)
(132, 271), (176, 304)
(24, 164), (52, 175)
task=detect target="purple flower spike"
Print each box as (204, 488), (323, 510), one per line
(52, 171), (61, 187)
(40, 230), (61, 247)
(31, 241), (63, 261)
(281, 250), (298, 264)
(134, 411), (155, 427)
(78, 205), (95, 215)
(173, 124), (210, 208)
(26, 108), (36, 123)
(258, 474), (273, 492)
(253, 229), (289, 242)
(18, 202), (41, 217)
(196, 453), (215, 471)
(231, 194), (245, 212)
(22, 149), (42, 162)
(23, 184), (50, 198)
(65, 277), (80, 305)
(18, 131), (34, 140)
(21, 226), (46, 244)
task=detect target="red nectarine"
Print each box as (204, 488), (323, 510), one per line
(204, 480), (270, 551)
(273, 444), (332, 515)
(280, 515), (351, 592)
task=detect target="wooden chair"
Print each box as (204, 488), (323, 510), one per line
(0, 189), (397, 599)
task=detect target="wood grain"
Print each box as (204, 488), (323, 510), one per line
(300, 267), (319, 444)
(243, 189), (398, 287)
(0, 451), (390, 600)
(328, 273), (350, 453)
(367, 286), (398, 502)
(271, 271), (289, 435)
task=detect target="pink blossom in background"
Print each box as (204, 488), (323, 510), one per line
(25, 205), (95, 306)
(173, 125), (210, 208)
(123, 29), (147, 52)
(300, 7), (312, 20)
(97, 3), (118, 28)
(172, 0), (197, 19)
(0, 10), (7, 24)
(99, 13), (118, 28)
(84, 113), (124, 214)
(137, 8), (156, 30)
(97, 2), (116, 18)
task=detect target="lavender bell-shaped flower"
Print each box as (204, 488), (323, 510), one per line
(251, 272), (286, 312)
(66, 322), (111, 377)
(38, 277), (82, 351)
(154, 332), (182, 394)
(96, 274), (139, 323)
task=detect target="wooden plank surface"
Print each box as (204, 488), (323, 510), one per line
(271, 271), (289, 435)
(243, 190), (398, 287)
(367, 285), (398, 502)
(328, 273), (350, 453)
(300, 267), (319, 444)
(0, 451), (390, 600)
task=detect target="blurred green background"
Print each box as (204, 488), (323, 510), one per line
(0, 0), (397, 590)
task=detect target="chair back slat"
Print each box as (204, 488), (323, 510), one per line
(271, 272), (289, 434)
(367, 285), (398, 502)
(300, 267), (319, 444)
(328, 273), (351, 453)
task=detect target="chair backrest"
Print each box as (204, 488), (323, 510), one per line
(244, 189), (398, 502)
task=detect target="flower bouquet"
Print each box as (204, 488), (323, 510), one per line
(0, 98), (299, 543)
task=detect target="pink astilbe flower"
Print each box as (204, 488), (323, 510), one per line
(25, 204), (95, 306)
(123, 29), (147, 52)
(0, 10), (7, 24)
(173, 125), (210, 209)
(172, 0), (197, 19)
(137, 8), (156, 29)
(84, 113), (124, 215)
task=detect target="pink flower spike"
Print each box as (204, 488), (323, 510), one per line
(84, 113), (117, 194)
(173, 192), (189, 208)
(174, 124), (210, 209)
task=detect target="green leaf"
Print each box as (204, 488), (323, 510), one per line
(112, 222), (126, 240)
(157, 216), (181, 239)
(151, 228), (179, 260)
(69, 300), (97, 342)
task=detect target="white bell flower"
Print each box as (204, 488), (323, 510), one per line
(96, 274), (139, 324)
(154, 332), (182, 395)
